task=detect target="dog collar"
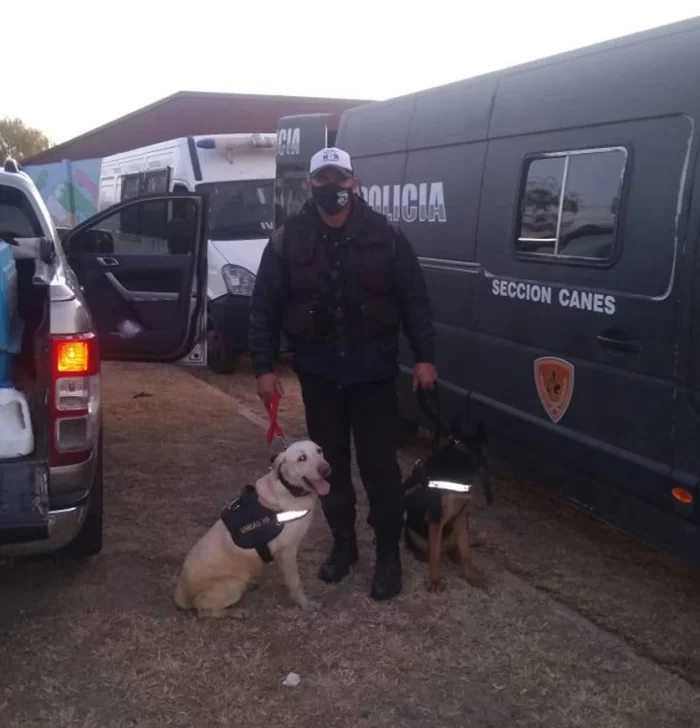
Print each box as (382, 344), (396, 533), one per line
(277, 469), (309, 499)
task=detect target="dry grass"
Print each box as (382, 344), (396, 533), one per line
(0, 360), (698, 727)
(199, 357), (700, 684)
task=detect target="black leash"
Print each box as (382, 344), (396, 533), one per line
(416, 385), (448, 453)
(415, 386), (493, 506)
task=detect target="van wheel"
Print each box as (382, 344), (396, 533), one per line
(55, 439), (104, 560)
(207, 314), (237, 374)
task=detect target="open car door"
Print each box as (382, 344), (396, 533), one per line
(62, 193), (207, 363)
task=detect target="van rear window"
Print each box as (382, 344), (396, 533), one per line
(0, 185), (43, 239)
(516, 147), (627, 263)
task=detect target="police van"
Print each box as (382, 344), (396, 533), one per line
(98, 133), (276, 373)
(276, 15), (700, 568)
(274, 113), (341, 227)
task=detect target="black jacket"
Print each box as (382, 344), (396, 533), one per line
(249, 196), (435, 385)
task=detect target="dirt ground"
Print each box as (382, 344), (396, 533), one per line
(1, 359), (699, 728)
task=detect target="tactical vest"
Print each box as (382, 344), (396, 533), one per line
(220, 485), (308, 563)
(272, 206), (401, 344)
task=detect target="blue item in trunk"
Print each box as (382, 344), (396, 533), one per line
(0, 354), (9, 385)
(0, 240), (18, 349)
(0, 240), (20, 385)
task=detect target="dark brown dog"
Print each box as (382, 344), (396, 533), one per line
(402, 393), (492, 592)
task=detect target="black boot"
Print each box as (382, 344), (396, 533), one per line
(370, 541), (402, 601)
(319, 531), (359, 583)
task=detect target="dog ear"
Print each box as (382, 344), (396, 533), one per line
(270, 451), (284, 472)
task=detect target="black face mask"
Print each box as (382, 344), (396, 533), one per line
(311, 184), (352, 215)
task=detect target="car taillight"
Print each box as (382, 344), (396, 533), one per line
(50, 334), (101, 467)
(56, 340), (91, 374)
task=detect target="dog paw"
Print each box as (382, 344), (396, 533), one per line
(230, 608), (251, 620)
(426, 578), (446, 593)
(462, 571), (487, 590)
(299, 598), (321, 613)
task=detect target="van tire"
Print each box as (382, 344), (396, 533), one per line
(55, 438), (104, 560)
(206, 314), (238, 374)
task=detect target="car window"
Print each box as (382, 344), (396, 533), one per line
(516, 147), (627, 263)
(118, 170), (172, 238)
(0, 185), (43, 238)
(68, 197), (197, 257)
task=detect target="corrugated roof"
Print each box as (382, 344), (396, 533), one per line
(25, 90), (370, 165)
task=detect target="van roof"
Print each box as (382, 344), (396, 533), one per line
(339, 14), (700, 154)
(101, 132), (277, 163)
(391, 14), (700, 103)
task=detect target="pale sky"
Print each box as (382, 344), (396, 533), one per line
(6, 1), (699, 145)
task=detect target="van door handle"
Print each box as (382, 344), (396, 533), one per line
(596, 331), (641, 354)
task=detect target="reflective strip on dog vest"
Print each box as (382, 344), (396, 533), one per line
(427, 480), (473, 493)
(220, 485), (309, 563)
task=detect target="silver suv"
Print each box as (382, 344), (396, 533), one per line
(0, 159), (207, 558)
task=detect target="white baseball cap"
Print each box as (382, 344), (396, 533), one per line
(309, 147), (353, 178)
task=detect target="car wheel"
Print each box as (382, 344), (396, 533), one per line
(53, 436), (104, 560)
(206, 313), (238, 374)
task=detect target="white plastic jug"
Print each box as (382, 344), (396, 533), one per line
(0, 387), (34, 459)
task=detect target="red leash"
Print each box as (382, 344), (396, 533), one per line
(265, 389), (287, 446)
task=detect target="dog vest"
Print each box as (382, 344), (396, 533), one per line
(403, 439), (493, 535)
(220, 485), (309, 563)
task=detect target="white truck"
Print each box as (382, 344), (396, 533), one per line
(98, 133), (276, 373)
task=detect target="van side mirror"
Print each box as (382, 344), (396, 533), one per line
(40, 237), (55, 264)
(55, 227), (71, 243)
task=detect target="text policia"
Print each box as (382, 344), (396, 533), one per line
(491, 278), (616, 316)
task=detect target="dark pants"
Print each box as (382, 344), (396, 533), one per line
(297, 372), (404, 550)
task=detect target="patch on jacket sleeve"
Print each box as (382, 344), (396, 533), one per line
(221, 485), (284, 551)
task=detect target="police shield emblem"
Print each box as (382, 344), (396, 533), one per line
(534, 357), (575, 423)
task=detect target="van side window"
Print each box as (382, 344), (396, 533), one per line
(515, 147), (627, 263)
(121, 174), (142, 202)
(143, 169), (169, 195)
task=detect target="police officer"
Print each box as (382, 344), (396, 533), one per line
(249, 146), (437, 601)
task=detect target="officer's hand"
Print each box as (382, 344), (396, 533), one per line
(257, 373), (284, 405)
(413, 363), (438, 392)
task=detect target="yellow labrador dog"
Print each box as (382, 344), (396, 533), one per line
(173, 440), (330, 619)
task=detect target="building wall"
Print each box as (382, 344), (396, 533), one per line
(25, 158), (102, 227)
(25, 92), (369, 166)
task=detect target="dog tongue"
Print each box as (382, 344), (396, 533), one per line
(311, 479), (330, 496)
